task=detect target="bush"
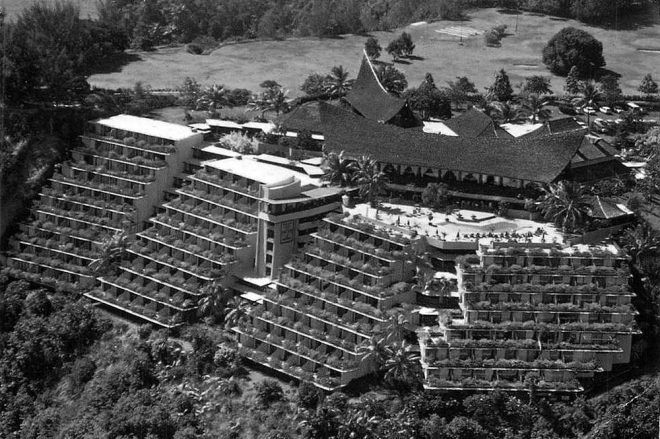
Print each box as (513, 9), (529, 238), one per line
(137, 324), (153, 340)
(69, 357), (97, 389)
(297, 381), (323, 409)
(213, 346), (238, 369)
(24, 289), (53, 317)
(255, 379), (284, 407)
(186, 43), (203, 55)
(218, 132), (258, 154)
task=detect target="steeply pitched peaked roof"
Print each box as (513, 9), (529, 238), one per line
(442, 108), (497, 137)
(277, 101), (324, 133)
(319, 102), (586, 184)
(345, 53), (407, 123)
(589, 196), (633, 219)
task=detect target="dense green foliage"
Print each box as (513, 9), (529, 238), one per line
(95, 0), (462, 48)
(4, 1), (126, 104)
(92, 0), (652, 51)
(542, 27), (606, 77)
(463, 0), (650, 24)
(487, 69), (514, 102)
(403, 73), (452, 120)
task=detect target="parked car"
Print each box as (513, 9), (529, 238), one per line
(583, 106), (597, 115)
(592, 119), (612, 134)
(599, 106), (611, 114)
(627, 102), (646, 115)
(613, 105), (625, 113)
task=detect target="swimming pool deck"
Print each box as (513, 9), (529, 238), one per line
(345, 203), (564, 245)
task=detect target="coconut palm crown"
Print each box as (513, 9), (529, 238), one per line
(352, 155), (388, 208)
(539, 180), (591, 233)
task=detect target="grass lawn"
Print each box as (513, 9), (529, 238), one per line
(88, 7), (660, 96)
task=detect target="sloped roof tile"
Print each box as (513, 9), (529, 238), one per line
(442, 108), (497, 137)
(320, 102), (586, 183)
(345, 54), (407, 123)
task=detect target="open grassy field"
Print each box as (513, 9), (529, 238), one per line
(3, 0), (98, 19)
(86, 7), (660, 96)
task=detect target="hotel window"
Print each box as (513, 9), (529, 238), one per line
(266, 254), (273, 264)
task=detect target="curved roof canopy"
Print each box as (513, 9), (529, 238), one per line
(345, 53), (408, 123)
(319, 102), (588, 184)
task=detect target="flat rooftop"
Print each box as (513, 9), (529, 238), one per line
(201, 145), (243, 158)
(96, 115), (199, 142)
(345, 202), (564, 245)
(499, 122), (544, 138)
(206, 157), (317, 187)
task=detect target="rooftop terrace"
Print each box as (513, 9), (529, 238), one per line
(205, 157), (318, 188)
(345, 203), (565, 245)
(96, 114), (199, 142)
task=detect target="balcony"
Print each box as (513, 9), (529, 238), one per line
(177, 186), (259, 217)
(277, 274), (386, 322)
(40, 186), (135, 214)
(81, 133), (176, 156)
(191, 170), (261, 199)
(86, 289), (185, 328)
(73, 147), (167, 170)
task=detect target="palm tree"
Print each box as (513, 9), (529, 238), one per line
(572, 81), (602, 131)
(383, 341), (422, 391)
(539, 180), (591, 233)
(223, 296), (250, 330)
(88, 230), (129, 276)
(196, 84), (227, 112)
(488, 100), (526, 123)
(622, 222), (660, 267)
(375, 65), (408, 96)
(197, 279), (232, 324)
(353, 156), (389, 208)
(384, 310), (408, 343)
(336, 409), (379, 439)
(247, 87), (290, 118)
(521, 93), (551, 123)
(356, 336), (389, 373)
(324, 65), (353, 97)
(322, 151), (357, 187)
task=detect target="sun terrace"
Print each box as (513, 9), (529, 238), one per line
(345, 202), (565, 246)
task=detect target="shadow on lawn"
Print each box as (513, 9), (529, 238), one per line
(89, 52), (142, 75)
(497, 8), (523, 15)
(594, 67), (622, 80)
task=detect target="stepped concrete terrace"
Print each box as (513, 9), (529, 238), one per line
(236, 209), (422, 390)
(4, 115), (202, 297)
(417, 241), (640, 395)
(88, 156), (343, 328)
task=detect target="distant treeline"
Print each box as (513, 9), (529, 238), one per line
(95, 0), (464, 49)
(95, 0), (652, 50)
(465, 0), (651, 23)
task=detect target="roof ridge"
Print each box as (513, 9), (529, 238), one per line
(362, 50), (389, 94)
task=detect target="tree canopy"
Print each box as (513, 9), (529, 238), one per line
(403, 73), (452, 120)
(487, 69), (514, 102)
(376, 65), (408, 96)
(639, 74), (659, 96)
(542, 27), (605, 77)
(365, 37), (382, 60)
